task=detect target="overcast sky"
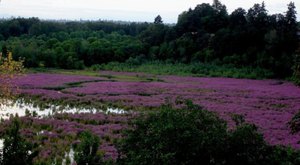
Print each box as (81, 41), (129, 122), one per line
(0, 0), (299, 23)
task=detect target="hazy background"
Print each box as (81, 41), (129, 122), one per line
(0, 0), (299, 23)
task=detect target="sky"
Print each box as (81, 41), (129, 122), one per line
(0, 0), (299, 23)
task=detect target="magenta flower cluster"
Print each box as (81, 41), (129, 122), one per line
(0, 112), (132, 162)
(13, 73), (300, 149)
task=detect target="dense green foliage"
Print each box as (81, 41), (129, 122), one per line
(289, 111), (300, 134)
(294, 39), (300, 84)
(172, 2), (298, 78)
(74, 131), (103, 165)
(98, 61), (274, 79)
(0, 117), (35, 165)
(1, 31), (144, 69)
(118, 103), (300, 165)
(0, 1), (299, 78)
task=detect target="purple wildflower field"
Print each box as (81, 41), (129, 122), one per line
(7, 72), (300, 160)
(0, 112), (132, 163)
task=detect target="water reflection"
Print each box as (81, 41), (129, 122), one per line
(0, 99), (126, 120)
(62, 148), (75, 165)
(0, 139), (3, 154)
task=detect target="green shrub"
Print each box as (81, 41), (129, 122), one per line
(90, 64), (103, 71)
(0, 117), (36, 165)
(288, 111), (300, 134)
(118, 104), (228, 165)
(226, 124), (268, 164)
(74, 131), (102, 165)
(118, 103), (299, 165)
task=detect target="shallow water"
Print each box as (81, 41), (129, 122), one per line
(0, 99), (126, 120)
(62, 148), (75, 165)
(0, 139), (3, 153)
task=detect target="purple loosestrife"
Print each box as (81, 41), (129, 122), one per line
(12, 72), (300, 148)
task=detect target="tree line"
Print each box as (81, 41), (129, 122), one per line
(0, 1), (299, 78)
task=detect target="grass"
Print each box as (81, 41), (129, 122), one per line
(28, 68), (100, 77)
(28, 61), (275, 80)
(29, 68), (163, 82)
(99, 61), (275, 79)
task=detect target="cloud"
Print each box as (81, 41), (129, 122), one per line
(0, 0), (299, 23)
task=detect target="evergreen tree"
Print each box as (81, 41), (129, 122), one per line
(0, 117), (34, 165)
(154, 15), (163, 24)
(286, 2), (297, 29)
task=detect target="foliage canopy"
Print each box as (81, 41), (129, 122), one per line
(118, 103), (300, 165)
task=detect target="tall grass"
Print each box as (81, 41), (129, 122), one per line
(97, 61), (274, 79)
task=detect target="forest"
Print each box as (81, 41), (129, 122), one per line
(0, 2), (299, 78)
